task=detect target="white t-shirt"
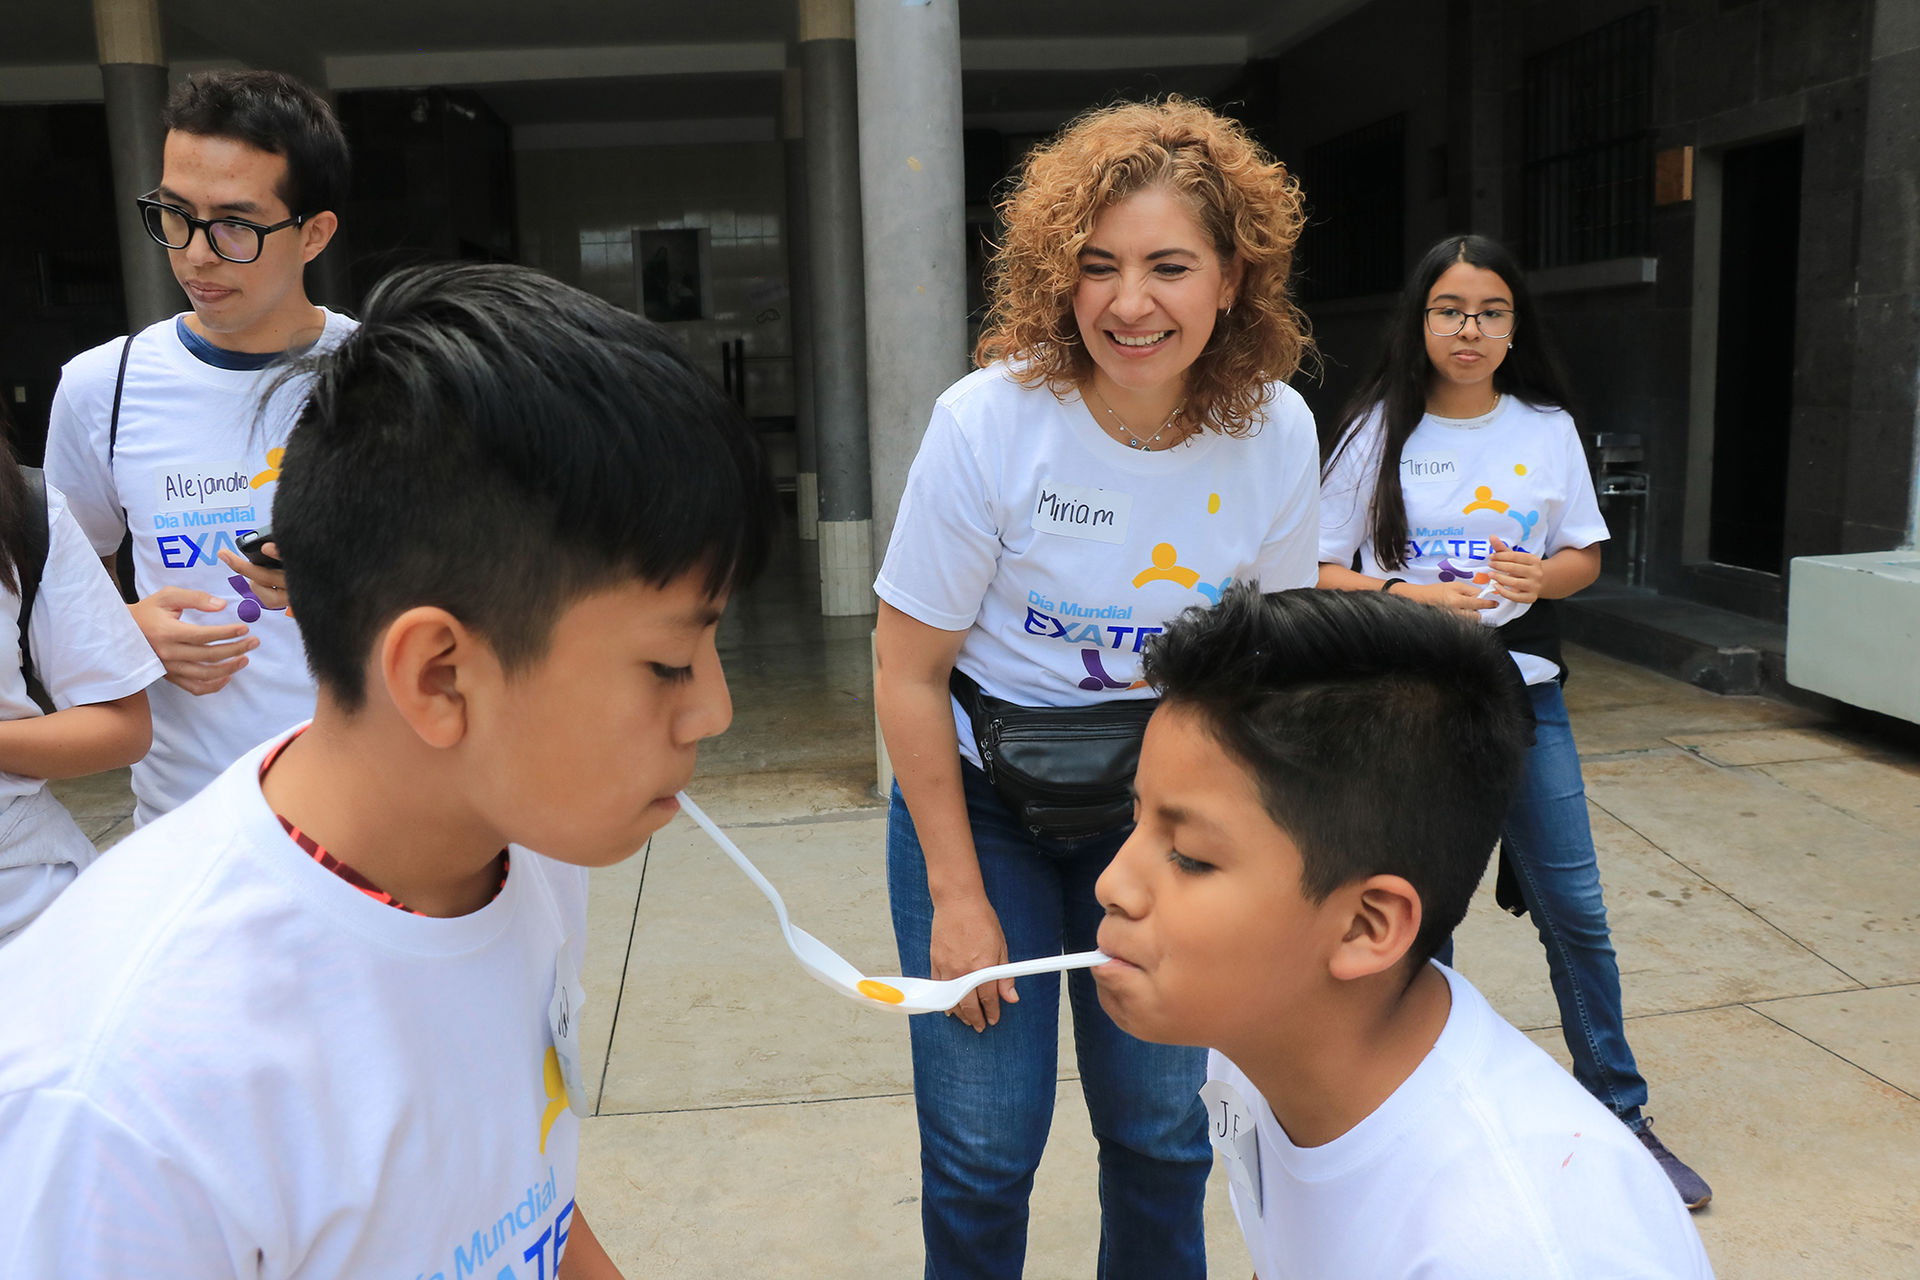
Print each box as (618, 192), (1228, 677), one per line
(1318, 398), (1608, 685)
(0, 730), (591, 1279)
(875, 365), (1320, 764)
(1208, 965), (1714, 1280)
(0, 484), (163, 814)
(44, 310), (358, 822)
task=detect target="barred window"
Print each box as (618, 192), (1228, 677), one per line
(1523, 8), (1658, 269)
(1295, 114), (1406, 302)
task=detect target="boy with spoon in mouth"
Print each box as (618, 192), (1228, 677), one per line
(1090, 584), (1713, 1279)
(0, 264), (774, 1279)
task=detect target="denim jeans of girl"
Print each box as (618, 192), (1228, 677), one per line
(1440, 679), (1650, 1126)
(888, 764), (1211, 1280)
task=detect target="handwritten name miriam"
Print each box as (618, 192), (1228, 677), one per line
(1036, 489), (1117, 528)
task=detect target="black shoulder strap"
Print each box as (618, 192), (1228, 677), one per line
(18, 466), (51, 688)
(108, 334), (137, 603)
(108, 333), (133, 463)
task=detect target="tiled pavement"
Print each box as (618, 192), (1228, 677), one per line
(58, 639), (1920, 1278)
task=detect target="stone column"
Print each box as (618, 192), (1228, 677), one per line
(1847, 3), (1920, 550)
(94, 0), (176, 330)
(781, 63), (820, 541)
(1445, 0), (1514, 238)
(800, 0), (874, 615)
(854, 0), (968, 576)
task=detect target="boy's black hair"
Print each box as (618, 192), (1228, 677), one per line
(163, 70), (349, 216)
(273, 262), (774, 711)
(1321, 233), (1581, 571)
(1144, 584), (1534, 966)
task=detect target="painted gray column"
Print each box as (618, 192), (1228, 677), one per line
(781, 64), (821, 541)
(95, 0), (176, 330)
(801, 0), (873, 614)
(1445, 0), (1514, 238)
(854, 0), (968, 577)
(1854, 3), (1920, 550)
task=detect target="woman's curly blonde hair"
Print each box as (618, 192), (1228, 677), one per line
(974, 96), (1311, 437)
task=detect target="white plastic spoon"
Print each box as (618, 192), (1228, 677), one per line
(675, 791), (1109, 1014)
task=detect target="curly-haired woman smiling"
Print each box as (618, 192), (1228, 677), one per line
(872, 97), (1321, 1278)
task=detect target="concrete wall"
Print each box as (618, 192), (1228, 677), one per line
(513, 139), (796, 419)
(1236, 0), (1455, 433)
(1240, 0), (1917, 623)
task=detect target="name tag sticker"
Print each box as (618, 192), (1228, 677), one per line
(1401, 451), (1460, 485)
(548, 940), (590, 1117)
(1033, 481), (1133, 545)
(1199, 1078), (1262, 1215)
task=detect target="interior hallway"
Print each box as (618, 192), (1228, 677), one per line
(50, 521), (1920, 1277)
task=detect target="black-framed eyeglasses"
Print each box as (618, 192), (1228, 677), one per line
(1426, 307), (1516, 340)
(136, 196), (305, 264)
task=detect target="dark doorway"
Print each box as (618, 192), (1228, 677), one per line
(0, 104), (126, 464)
(1708, 135), (1802, 572)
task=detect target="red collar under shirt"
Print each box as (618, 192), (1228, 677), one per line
(258, 730), (508, 915)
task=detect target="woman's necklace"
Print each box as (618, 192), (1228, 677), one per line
(1088, 385), (1188, 451)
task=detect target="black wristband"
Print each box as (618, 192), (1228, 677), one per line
(1380, 577), (1405, 593)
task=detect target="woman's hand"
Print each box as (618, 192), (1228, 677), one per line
(1485, 536), (1545, 604)
(1391, 580), (1496, 617)
(875, 602), (1016, 1032)
(931, 892), (1017, 1032)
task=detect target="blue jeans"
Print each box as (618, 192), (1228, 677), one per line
(888, 764), (1211, 1280)
(1441, 680), (1649, 1126)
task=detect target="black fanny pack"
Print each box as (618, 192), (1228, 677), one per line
(950, 669), (1156, 841)
(1495, 598), (1567, 684)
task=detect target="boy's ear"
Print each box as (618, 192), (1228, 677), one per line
(377, 606), (487, 750)
(299, 210), (339, 264)
(1327, 874), (1423, 982)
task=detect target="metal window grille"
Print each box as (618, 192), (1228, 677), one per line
(1523, 8), (1658, 269)
(1296, 114), (1406, 301)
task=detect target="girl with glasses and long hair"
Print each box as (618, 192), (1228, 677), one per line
(1317, 233), (1712, 1211)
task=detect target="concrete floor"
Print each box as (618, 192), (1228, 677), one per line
(54, 544), (1920, 1278)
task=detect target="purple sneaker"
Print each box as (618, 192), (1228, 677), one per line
(1634, 1117), (1712, 1210)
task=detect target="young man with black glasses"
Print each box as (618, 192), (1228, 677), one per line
(45, 70), (356, 824)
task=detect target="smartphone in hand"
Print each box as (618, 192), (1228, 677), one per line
(236, 529), (283, 570)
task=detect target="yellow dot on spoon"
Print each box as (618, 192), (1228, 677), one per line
(1207, 493), (1221, 513)
(858, 980), (905, 1004)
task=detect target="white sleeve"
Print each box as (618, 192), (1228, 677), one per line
(0, 1089), (244, 1279)
(1318, 414), (1384, 568)
(27, 488), (163, 710)
(1542, 419), (1609, 555)
(43, 358), (128, 559)
(873, 400), (1001, 632)
(1248, 392), (1323, 592)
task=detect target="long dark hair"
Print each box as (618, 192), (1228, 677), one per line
(0, 408), (33, 597)
(1322, 234), (1580, 570)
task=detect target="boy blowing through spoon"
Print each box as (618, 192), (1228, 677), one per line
(1092, 585), (1713, 1278)
(0, 264), (772, 1277)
